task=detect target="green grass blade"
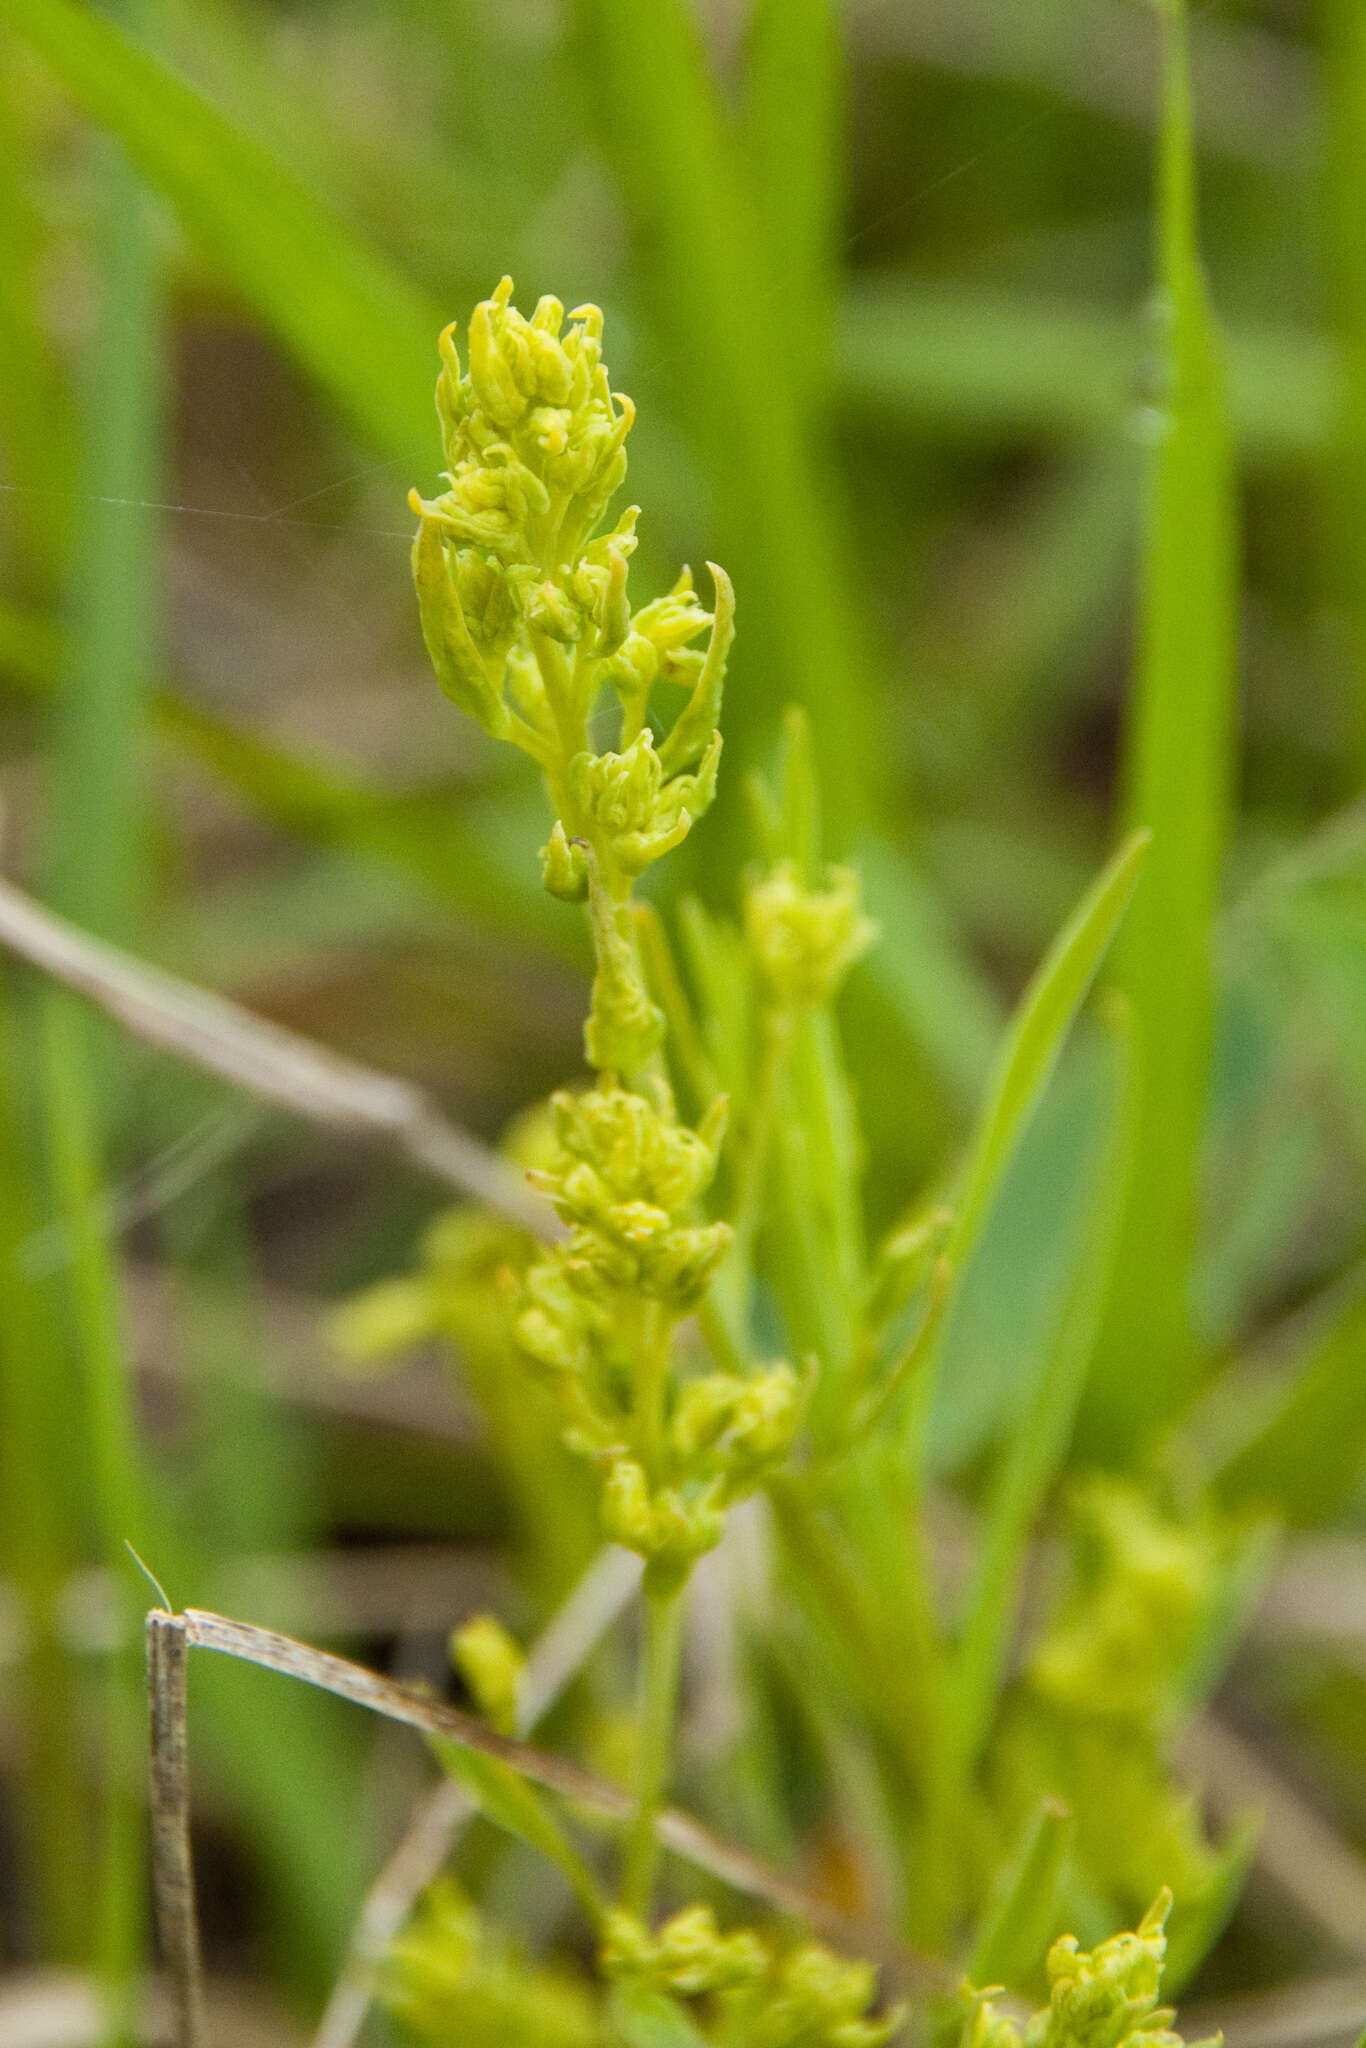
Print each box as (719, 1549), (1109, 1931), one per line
(48, 61), (161, 954)
(433, 1740), (606, 1927)
(40, 994), (150, 2041)
(967, 1797), (1073, 1991)
(1082, 0), (1239, 1458)
(742, 0), (840, 393)
(949, 1000), (1137, 1774)
(37, 24), (165, 2022)
(0, 0), (440, 460)
(944, 833), (1148, 1282)
(0, 987), (89, 1959)
(0, 58), (73, 588)
(837, 284), (1330, 465)
(574, 0), (877, 849)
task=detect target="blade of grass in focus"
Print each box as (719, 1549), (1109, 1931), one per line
(0, 0), (440, 462)
(574, 0), (878, 851)
(1082, 0), (1239, 1459)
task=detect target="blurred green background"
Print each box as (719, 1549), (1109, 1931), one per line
(2, 0), (1366, 2042)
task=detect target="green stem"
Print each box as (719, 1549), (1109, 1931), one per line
(716, 1006), (792, 1328)
(634, 1298), (670, 1474)
(621, 1587), (685, 1917)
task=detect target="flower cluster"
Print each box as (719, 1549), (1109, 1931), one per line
(745, 858), (877, 1012)
(512, 1079), (801, 1592)
(603, 1906), (902, 2048)
(410, 278), (734, 1082)
(986, 1480), (1242, 1947)
(384, 1881), (597, 2048)
(962, 1893), (1214, 2048)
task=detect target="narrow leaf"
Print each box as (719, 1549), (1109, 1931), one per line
(947, 832), (1149, 1280)
(967, 1798), (1073, 1991)
(905, 831), (1147, 1475)
(431, 1740), (606, 1927)
(1084, 0), (1239, 1456)
(949, 999), (1138, 1772)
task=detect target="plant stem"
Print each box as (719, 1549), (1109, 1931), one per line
(621, 1586), (685, 1917)
(714, 1007), (791, 1334)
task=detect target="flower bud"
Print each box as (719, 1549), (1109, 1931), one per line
(540, 820), (589, 901)
(450, 1614), (524, 1738)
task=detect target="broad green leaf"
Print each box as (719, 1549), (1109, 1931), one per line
(949, 999), (1137, 1772)
(905, 830), (1147, 1477)
(606, 1986), (711, 2048)
(947, 832), (1148, 1280)
(1, 0), (440, 460)
(1084, 0), (1238, 1457)
(858, 837), (1003, 1110)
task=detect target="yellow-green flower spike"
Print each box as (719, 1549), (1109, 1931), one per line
(745, 859), (877, 1011)
(961, 1893), (1219, 2048)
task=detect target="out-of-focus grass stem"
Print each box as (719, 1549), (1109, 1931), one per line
(1322, 0), (1366, 777)
(0, 36), (89, 1968)
(1083, 0), (1237, 1455)
(0, 990), (88, 1959)
(49, 3), (162, 956)
(41, 997), (150, 2048)
(44, 0), (166, 2031)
